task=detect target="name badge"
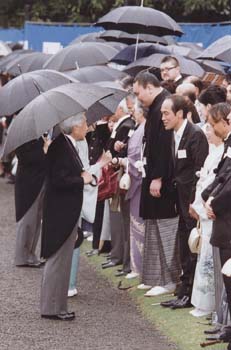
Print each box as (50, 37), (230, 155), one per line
(177, 149), (187, 159)
(111, 130), (116, 139)
(226, 146), (231, 158)
(128, 129), (134, 138)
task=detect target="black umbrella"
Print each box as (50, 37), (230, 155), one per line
(111, 43), (171, 65)
(0, 49), (34, 73)
(65, 65), (127, 83)
(69, 32), (104, 45)
(103, 41), (127, 51)
(43, 42), (118, 71)
(197, 59), (225, 75)
(197, 35), (231, 63)
(99, 30), (168, 46)
(4, 52), (52, 76)
(0, 69), (77, 116)
(124, 53), (205, 78)
(2, 82), (127, 157)
(95, 6), (183, 37)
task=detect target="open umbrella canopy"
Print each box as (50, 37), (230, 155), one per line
(69, 32), (104, 45)
(99, 30), (168, 46)
(197, 35), (231, 63)
(124, 53), (205, 78)
(2, 82), (127, 157)
(43, 42), (118, 71)
(197, 59), (225, 75)
(3, 52), (52, 76)
(111, 43), (171, 65)
(0, 41), (12, 56)
(95, 6), (183, 37)
(0, 49), (34, 73)
(65, 65), (127, 83)
(0, 69), (78, 116)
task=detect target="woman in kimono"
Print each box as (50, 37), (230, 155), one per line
(189, 123), (224, 317)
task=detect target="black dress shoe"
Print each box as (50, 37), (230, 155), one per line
(160, 298), (178, 308)
(17, 261), (43, 268)
(204, 326), (222, 335)
(41, 312), (75, 321)
(102, 261), (116, 269)
(115, 271), (127, 277)
(101, 260), (112, 266)
(170, 296), (192, 309)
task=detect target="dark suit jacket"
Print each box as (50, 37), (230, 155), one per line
(86, 123), (111, 165)
(209, 172), (231, 248)
(202, 134), (231, 202)
(140, 89), (177, 220)
(15, 138), (46, 222)
(106, 115), (135, 158)
(41, 133), (84, 259)
(174, 121), (208, 222)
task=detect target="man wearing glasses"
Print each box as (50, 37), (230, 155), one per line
(160, 56), (183, 86)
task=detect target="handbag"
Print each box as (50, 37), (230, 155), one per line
(188, 221), (202, 254)
(119, 158), (131, 191)
(97, 165), (119, 202)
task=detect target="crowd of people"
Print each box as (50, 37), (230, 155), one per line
(1, 54), (231, 347)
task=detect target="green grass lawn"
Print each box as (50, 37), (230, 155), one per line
(82, 240), (226, 350)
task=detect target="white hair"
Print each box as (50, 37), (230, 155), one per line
(118, 98), (129, 114)
(59, 112), (86, 134)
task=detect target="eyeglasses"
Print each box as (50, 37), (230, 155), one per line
(160, 66), (177, 73)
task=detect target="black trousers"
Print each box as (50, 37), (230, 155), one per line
(220, 248), (231, 316)
(92, 200), (105, 250)
(177, 212), (197, 298)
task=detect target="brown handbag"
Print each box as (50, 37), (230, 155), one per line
(97, 165), (119, 202)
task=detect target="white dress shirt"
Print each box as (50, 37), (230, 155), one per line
(174, 119), (188, 155)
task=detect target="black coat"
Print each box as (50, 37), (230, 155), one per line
(41, 133), (84, 259)
(15, 138), (47, 222)
(86, 123), (111, 165)
(201, 134), (231, 248)
(140, 89), (177, 220)
(106, 115), (135, 158)
(202, 134), (231, 202)
(209, 173), (231, 249)
(174, 121), (208, 222)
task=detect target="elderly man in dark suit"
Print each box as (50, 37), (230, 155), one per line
(132, 72), (180, 296)
(161, 94), (208, 308)
(40, 113), (92, 321)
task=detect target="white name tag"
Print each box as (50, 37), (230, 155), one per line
(226, 146), (231, 158)
(143, 157), (147, 165)
(111, 130), (116, 139)
(128, 129), (134, 138)
(177, 149), (187, 159)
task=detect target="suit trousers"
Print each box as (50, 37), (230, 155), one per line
(110, 194), (130, 272)
(92, 200), (105, 250)
(14, 186), (45, 266)
(177, 214), (197, 298)
(40, 224), (77, 315)
(220, 248), (231, 317)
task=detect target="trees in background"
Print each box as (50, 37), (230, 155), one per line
(0, 0), (230, 28)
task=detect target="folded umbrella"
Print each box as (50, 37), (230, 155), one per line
(2, 82), (127, 157)
(0, 69), (78, 116)
(43, 42), (118, 71)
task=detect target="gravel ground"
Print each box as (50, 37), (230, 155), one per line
(0, 178), (177, 350)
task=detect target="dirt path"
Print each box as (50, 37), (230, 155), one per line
(0, 179), (176, 350)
